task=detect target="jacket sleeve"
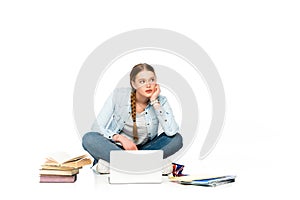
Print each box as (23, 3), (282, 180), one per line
(90, 92), (116, 140)
(154, 96), (179, 136)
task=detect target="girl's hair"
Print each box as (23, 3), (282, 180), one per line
(130, 63), (156, 142)
(130, 63), (155, 91)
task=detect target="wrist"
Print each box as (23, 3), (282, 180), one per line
(112, 134), (120, 141)
(150, 98), (159, 106)
(153, 102), (160, 109)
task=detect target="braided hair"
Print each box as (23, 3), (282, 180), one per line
(130, 63), (155, 142)
(130, 91), (138, 142)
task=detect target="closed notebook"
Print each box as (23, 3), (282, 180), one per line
(179, 175), (236, 187)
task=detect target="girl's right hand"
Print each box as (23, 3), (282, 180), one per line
(113, 134), (138, 150)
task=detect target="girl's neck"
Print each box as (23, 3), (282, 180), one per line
(135, 92), (149, 105)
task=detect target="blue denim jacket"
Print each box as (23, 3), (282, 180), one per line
(91, 87), (179, 141)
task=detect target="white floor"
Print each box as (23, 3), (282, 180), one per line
(1, 118), (298, 200)
(17, 124), (298, 200)
(34, 162), (239, 200)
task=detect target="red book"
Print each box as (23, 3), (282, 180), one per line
(39, 174), (77, 183)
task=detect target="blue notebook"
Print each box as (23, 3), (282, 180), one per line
(179, 175), (236, 187)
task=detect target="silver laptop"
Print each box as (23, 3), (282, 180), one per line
(109, 150), (163, 184)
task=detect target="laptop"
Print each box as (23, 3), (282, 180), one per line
(109, 150), (163, 184)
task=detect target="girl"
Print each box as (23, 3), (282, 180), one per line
(82, 63), (182, 174)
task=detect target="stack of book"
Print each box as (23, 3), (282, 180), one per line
(39, 153), (92, 183)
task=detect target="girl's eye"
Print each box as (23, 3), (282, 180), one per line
(139, 80), (145, 84)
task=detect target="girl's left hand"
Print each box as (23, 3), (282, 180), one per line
(150, 84), (161, 101)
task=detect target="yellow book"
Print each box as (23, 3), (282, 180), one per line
(169, 174), (222, 182)
(40, 165), (81, 171)
(39, 168), (79, 176)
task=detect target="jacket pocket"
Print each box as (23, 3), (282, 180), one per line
(108, 114), (121, 130)
(148, 117), (159, 135)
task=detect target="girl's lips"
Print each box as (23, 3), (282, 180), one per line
(145, 89), (152, 93)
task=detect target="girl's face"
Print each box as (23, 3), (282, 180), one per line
(132, 70), (156, 99)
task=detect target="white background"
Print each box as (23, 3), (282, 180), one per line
(1, 0), (299, 199)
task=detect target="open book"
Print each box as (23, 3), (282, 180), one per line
(44, 152), (92, 168)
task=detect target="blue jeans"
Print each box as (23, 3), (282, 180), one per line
(82, 132), (183, 165)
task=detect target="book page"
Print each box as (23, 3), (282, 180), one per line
(46, 151), (88, 164)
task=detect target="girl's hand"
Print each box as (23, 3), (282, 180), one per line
(113, 134), (138, 150)
(150, 84), (161, 101)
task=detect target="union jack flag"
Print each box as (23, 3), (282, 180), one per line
(172, 163), (185, 177)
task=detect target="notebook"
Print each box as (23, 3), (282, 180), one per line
(109, 150), (163, 184)
(179, 175), (236, 187)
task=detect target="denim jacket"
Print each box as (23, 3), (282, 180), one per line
(91, 87), (179, 141)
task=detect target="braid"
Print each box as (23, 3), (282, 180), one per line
(130, 91), (138, 142)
